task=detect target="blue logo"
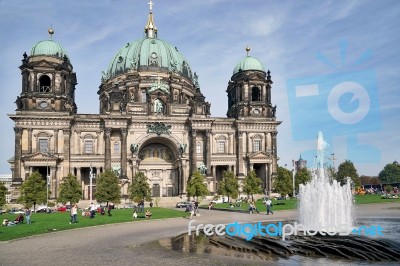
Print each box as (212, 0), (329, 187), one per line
(287, 40), (381, 164)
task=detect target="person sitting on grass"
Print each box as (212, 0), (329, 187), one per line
(14, 214), (24, 224)
(2, 219), (16, 226)
(145, 210), (152, 219)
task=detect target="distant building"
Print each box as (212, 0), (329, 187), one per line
(8, 3), (281, 201)
(295, 154), (307, 172)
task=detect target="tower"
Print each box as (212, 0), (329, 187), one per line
(226, 47), (275, 119)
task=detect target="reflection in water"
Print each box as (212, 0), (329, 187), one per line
(160, 219), (400, 265)
(160, 233), (270, 261)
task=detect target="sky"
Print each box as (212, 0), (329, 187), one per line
(0, 0), (399, 177)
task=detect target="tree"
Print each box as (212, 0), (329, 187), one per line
(0, 182), (8, 208)
(274, 166), (293, 196)
(186, 171), (209, 200)
(326, 166), (337, 181)
(18, 171), (47, 210)
(218, 171), (239, 202)
(360, 175), (381, 185)
(95, 169), (121, 205)
(242, 170), (262, 202)
(379, 161), (400, 183)
(336, 160), (361, 187)
(384, 185), (393, 194)
(295, 168), (312, 193)
(129, 172), (152, 203)
(58, 174), (82, 205)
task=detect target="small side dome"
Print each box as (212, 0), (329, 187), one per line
(30, 40), (69, 60)
(233, 56), (265, 75)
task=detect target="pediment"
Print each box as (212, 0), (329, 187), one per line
(21, 152), (59, 162)
(248, 151), (272, 160)
(148, 87), (170, 95)
(30, 60), (58, 68)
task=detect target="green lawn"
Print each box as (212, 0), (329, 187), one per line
(208, 194), (399, 212)
(0, 207), (188, 241)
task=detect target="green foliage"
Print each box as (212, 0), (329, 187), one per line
(58, 174), (82, 205)
(336, 160), (361, 187)
(0, 182), (7, 207)
(379, 162), (400, 183)
(186, 171), (209, 199)
(129, 171), (152, 203)
(217, 171), (239, 202)
(274, 166), (293, 196)
(47, 201), (56, 207)
(242, 170), (262, 201)
(94, 169), (121, 204)
(295, 168), (312, 193)
(384, 185), (393, 194)
(360, 175), (381, 185)
(17, 171), (47, 210)
(326, 166), (337, 181)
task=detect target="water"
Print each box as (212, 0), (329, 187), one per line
(298, 131), (354, 232)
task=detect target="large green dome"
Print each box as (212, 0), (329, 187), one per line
(233, 56), (265, 75)
(105, 37), (193, 80)
(30, 40), (69, 60)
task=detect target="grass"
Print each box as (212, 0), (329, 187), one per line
(208, 194), (399, 213)
(0, 207), (188, 241)
(1, 194), (398, 241)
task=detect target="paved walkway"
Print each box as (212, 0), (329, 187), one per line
(1, 202), (399, 266)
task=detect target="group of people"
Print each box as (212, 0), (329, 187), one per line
(248, 198), (274, 215)
(132, 209), (152, 219)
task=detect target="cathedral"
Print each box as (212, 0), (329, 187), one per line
(8, 3), (281, 201)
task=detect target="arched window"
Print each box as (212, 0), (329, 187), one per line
(251, 86), (261, 102)
(251, 134), (263, 152)
(83, 135), (94, 154)
(39, 75), (51, 93)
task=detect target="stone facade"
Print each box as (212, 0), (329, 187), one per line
(8, 6), (281, 201)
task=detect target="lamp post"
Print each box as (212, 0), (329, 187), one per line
(292, 160), (296, 197)
(89, 165), (95, 203)
(42, 150), (54, 209)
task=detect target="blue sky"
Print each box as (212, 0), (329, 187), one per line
(0, 0), (399, 176)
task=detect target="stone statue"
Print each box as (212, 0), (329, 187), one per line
(130, 144), (138, 154)
(155, 99), (163, 114)
(179, 144), (187, 156)
(198, 163), (207, 175)
(15, 96), (23, 109)
(272, 105), (277, 117)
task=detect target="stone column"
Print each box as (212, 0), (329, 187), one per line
(104, 128), (111, 170)
(76, 167), (82, 184)
(271, 131), (278, 173)
(206, 130), (212, 176)
(96, 131), (101, 155)
(228, 132), (233, 154)
(62, 129), (71, 177)
(54, 129), (59, 154)
(121, 128), (128, 178)
(190, 129), (197, 175)
(27, 128), (33, 154)
(182, 160), (188, 192)
(13, 127), (23, 183)
(75, 130), (81, 154)
(267, 163), (272, 196)
(212, 166), (217, 191)
(245, 131), (249, 155)
(237, 131), (244, 176)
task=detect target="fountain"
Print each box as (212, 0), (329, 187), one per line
(298, 131), (354, 232)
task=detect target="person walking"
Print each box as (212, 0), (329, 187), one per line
(25, 208), (31, 224)
(189, 202), (195, 220)
(265, 198), (274, 215)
